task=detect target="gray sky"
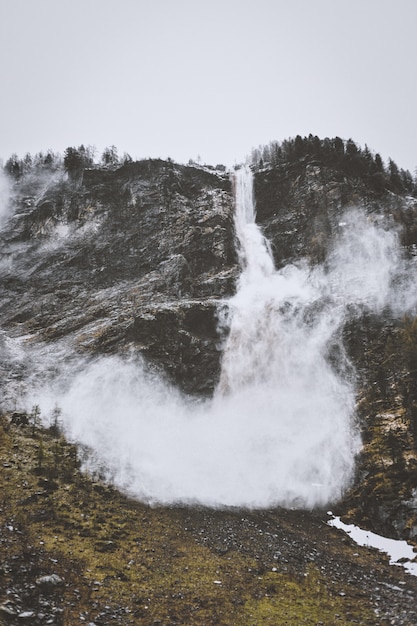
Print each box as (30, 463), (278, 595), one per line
(1, 0), (416, 171)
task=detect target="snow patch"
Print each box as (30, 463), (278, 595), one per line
(328, 515), (417, 577)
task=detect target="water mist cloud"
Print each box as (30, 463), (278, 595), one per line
(29, 351), (355, 509)
(0, 172), (11, 228)
(326, 211), (402, 312)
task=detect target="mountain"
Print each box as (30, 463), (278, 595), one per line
(1, 140), (417, 623)
(2, 145), (417, 530)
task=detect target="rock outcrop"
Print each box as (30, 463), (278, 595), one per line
(255, 161), (417, 267)
(0, 160), (237, 395)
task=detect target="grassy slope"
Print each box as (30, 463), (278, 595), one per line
(0, 413), (414, 625)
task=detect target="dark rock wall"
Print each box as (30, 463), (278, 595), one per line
(0, 160), (237, 395)
(255, 163), (417, 267)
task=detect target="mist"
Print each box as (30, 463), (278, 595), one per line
(15, 170), (416, 510)
(0, 172), (11, 228)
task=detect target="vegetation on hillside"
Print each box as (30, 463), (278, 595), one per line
(250, 135), (417, 197)
(2, 145), (133, 181)
(3, 135), (416, 199)
(1, 412), (413, 625)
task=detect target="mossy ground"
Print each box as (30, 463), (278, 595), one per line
(341, 395), (417, 541)
(0, 412), (412, 625)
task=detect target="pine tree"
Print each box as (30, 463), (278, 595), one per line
(30, 404), (41, 436)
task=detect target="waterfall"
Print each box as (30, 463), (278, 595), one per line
(233, 165), (274, 282)
(214, 167), (359, 506)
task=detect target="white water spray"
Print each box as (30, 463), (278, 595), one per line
(17, 167), (417, 509)
(0, 172), (11, 228)
(232, 166), (274, 281)
(215, 167), (359, 504)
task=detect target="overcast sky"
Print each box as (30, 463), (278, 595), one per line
(1, 0), (416, 171)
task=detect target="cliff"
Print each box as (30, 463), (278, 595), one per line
(0, 160), (236, 396)
(1, 154), (417, 537)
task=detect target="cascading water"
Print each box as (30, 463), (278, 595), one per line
(215, 167), (359, 505)
(218, 166), (277, 393)
(16, 165), (417, 509)
(232, 165), (274, 280)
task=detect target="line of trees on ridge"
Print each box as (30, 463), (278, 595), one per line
(2, 136), (417, 198)
(2, 145), (133, 180)
(251, 135), (417, 197)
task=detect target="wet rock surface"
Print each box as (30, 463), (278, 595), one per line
(254, 162), (417, 268)
(0, 160), (237, 395)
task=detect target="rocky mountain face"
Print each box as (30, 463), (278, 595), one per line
(0, 160), (236, 396)
(1, 156), (417, 545)
(255, 161), (417, 267)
